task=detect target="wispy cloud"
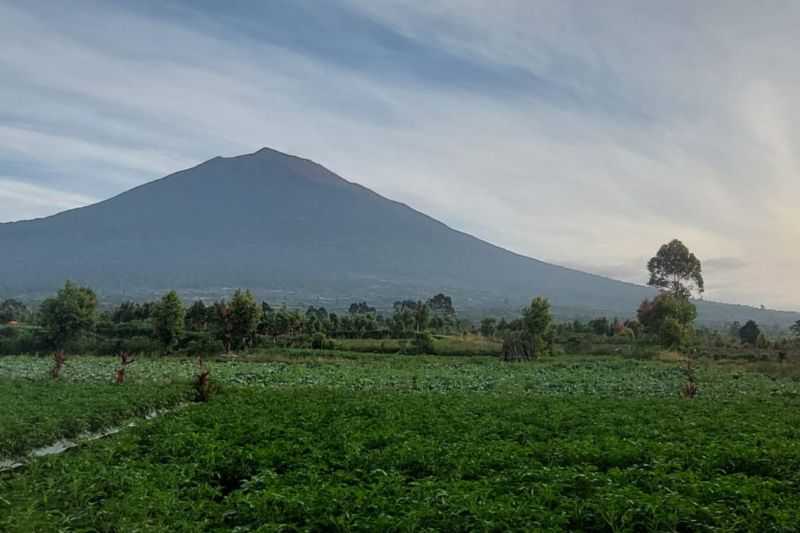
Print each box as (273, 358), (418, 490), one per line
(0, 0), (798, 309)
(0, 178), (97, 222)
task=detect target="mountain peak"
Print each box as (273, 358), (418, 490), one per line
(2, 148), (796, 327)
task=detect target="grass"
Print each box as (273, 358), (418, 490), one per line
(2, 353), (800, 530)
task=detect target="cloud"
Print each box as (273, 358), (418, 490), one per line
(704, 257), (748, 273)
(0, 178), (97, 222)
(0, 0), (798, 310)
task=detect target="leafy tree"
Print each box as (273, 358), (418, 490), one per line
(523, 297), (554, 356)
(111, 301), (139, 323)
(39, 281), (97, 349)
(0, 299), (28, 323)
(427, 293), (455, 316)
(647, 239), (704, 298)
(588, 317), (610, 336)
(480, 318), (497, 337)
(739, 320), (762, 346)
(348, 301), (376, 315)
(153, 291), (185, 350)
(228, 290), (262, 351)
(413, 301), (431, 332)
(305, 306), (329, 321)
(756, 333), (769, 349)
(637, 293), (697, 334)
(624, 319), (643, 338)
(659, 317), (689, 348)
(393, 300), (417, 314)
(185, 300), (209, 331)
(210, 301), (233, 351)
(791, 320), (800, 338)
(412, 331), (435, 354)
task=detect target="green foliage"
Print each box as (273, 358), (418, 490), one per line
(228, 290), (262, 351)
(479, 317), (497, 337)
(185, 300), (209, 331)
(739, 320), (762, 346)
(39, 281), (98, 349)
(426, 293), (455, 316)
(501, 330), (535, 361)
(311, 332), (334, 350)
(523, 296), (554, 356)
(756, 333), (769, 349)
(111, 301), (154, 323)
(348, 301), (376, 315)
(152, 291), (185, 351)
(647, 239), (704, 297)
(791, 320), (800, 338)
(588, 316), (610, 336)
(412, 331), (435, 355)
(659, 316), (689, 348)
(3, 378), (800, 530)
(638, 293), (697, 342)
(0, 298), (28, 323)
(0, 379), (189, 460)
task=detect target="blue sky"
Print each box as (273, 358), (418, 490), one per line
(1, 0), (799, 309)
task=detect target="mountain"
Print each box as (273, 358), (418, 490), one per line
(1, 147), (797, 327)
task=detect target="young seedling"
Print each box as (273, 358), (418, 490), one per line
(115, 351), (135, 384)
(51, 351), (66, 380)
(193, 356), (213, 402)
(681, 357), (698, 399)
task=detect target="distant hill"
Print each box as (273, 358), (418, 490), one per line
(1, 147), (797, 327)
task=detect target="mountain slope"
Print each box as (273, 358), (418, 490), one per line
(1, 148), (796, 326)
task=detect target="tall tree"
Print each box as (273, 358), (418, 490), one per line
(523, 297), (554, 355)
(349, 301), (376, 315)
(228, 290), (262, 350)
(153, 291), (185, 350)
(39, 281), (98, 349)
(480, 318), (497, 338)
(739, 320), (762, 346)
(427, 293), (455, 316)
(413, 301), (431, 332)
(185, 300), (209, 331)
(647, 239), (704, 298)
(791, 320), (800, 338)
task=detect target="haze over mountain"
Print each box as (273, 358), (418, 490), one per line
(1, 148), (797, 327)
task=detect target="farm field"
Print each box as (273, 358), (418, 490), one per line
(2, 353), (800, 531)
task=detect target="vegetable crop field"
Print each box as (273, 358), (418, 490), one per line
(2, 353), (800, 531)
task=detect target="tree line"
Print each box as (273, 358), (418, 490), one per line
(1, 239), (797, 359)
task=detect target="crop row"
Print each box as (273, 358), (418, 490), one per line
(3, 388), (800, 531)
(0, 380), (190, 460)
(2, 354), (800, 399)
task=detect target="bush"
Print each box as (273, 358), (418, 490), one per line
(413, 331), (435, 355)
(181, 334), (225, 357)
(502, 330), (535, 361)
(400, 332), (436, 355)
(659, 317), (688, 348)
(311, 332), (334, 350)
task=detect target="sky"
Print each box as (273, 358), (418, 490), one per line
(1, 0), (799, 310)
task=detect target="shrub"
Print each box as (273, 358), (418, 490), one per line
(659, 317), (687, 348)
(502, 330), (535, 361)
(413, 331), (435, 355)
(310, 332), (335, 350)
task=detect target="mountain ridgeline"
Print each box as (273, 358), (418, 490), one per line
(1, 148), (796, 326)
